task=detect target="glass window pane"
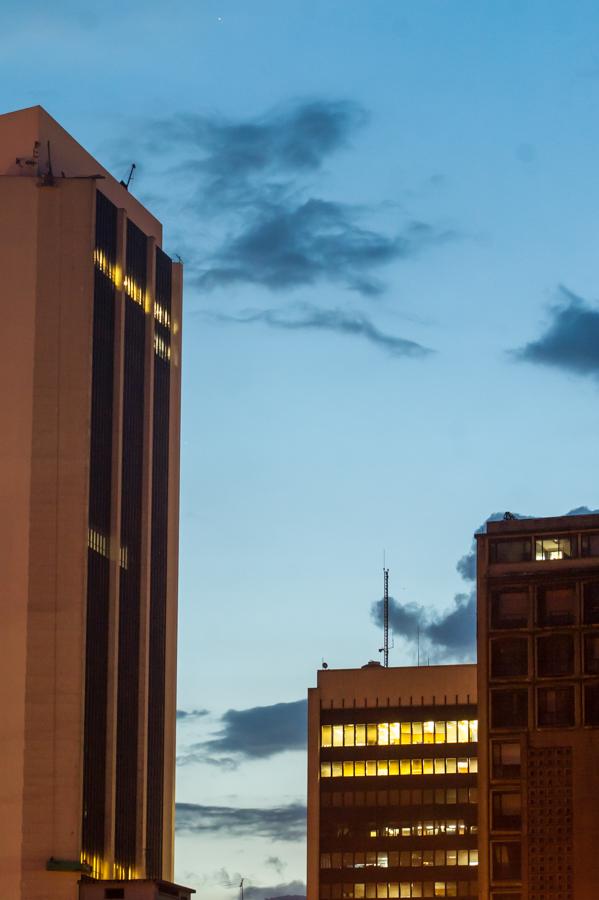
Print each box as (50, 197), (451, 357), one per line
(423, 721), (435, 743)
(491, 539), (531, 563)
(537, 634), (574, 677)
(355, 760), (366, 777)
(400, 759), (411, 775)
(535, 535), (575, 561)
(321, 726), (332, 747)
(367, 724), (378, 745)
(333, 725), (344, 746)
(445, 758), (456, 774)
(435, 722), (445, 743)
(492, 841), (521, 881)
(469, 757), (478, 773)
(457, 850), (468, 866)
(446, 721), (457, 743)
(581, 533), (599, 558)
(401, 722), (412, 744)
(388, 886), (399, 900)
(491, 638), (528, 678)
(378, 852), (388, 868)
(423, 851), (434, 867)
(355, 724), (366, 746)
(446, 850), (457, 867)
(457, 758), (468, 774)
(491, 688), (528, 729)
(411, 759), (423, 775)
(446, 788), (456, 804)
(492, 741), (521, 778)
(321, 762), (332, 777)
(537, 585), (576, 626)
(469, 720), (478, 742)
(332, 762), (343, 778)
(434, 758), (445, 774)
(400, 886), (410, 900)
(457, 720), (468, 742)
(389, 760), (399, 776)
(412, 722), (423, 744)
(491, 589), (528, 629)
(377, 760), (389, 776)
(376, 884), (387, 898)
(584, 583), (599, 624)
(585, 682), (599, 725)
(434, 850), (445, 866)
(378, 723), (389, 745)
(422, 759), (433, 775)
(355, 886), (365, 899)
(366, 760), (377, 776)
(411, 850), (422, 867)
(492, 791), (521, 830)
(537, 686), (575, 727)
(343, 761), (354, 777)
(344, 724), (355, 747)
(389, 722), (400, 744)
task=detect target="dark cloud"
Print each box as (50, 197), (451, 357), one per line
(371, 592), (476, 660)
(177, 699), (307, 768)
(196, 200), (449, 294)
(175, 802), (306, 842)
(204, 303), (432, 359)
(176, 708), (209, 721)
(245, 885), (306, 900)
(513, 286), (599, 377)
(265, 856), (286, 877)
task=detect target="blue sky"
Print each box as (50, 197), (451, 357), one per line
(4, 1), (599, 896)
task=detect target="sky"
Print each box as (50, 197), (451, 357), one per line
(4, 1), (599, 896)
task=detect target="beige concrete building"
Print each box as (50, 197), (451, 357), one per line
(308, 663), (478, 900)
(0, 106), (190, 900)
(476, 512), (599, 899)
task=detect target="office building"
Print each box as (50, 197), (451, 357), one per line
(476, 511), (599, 899)
(0, 106), (190, 900)
(307, 663), (479, 900)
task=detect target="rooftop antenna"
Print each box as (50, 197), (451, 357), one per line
(383, 566), (390, 668)
(120, 163), (136, 190)
(239, 878), (244, 900)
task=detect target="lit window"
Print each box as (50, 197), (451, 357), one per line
(321, 762), (331, 778)
(469, 757), (478, 773)
(389, 760), (399, 776)
(401, 722), (412, 744)
(378, 852), (388, 868)
(446, 721), (457, 743)
(423, 721), (434, 744)
(367, 724), (378, 745)
(433, 881), (445, 897)
(343, 761), (354, 777)
(377, 760), (389, 776)
(423, 759), (434, 775)
(412, 723), (423, 744)
(411, 759), (422, 775)
(456, 758), (468, 774)
(389, 722), (400, 744)
(333, 725), (344, 746)
(366, 760), (377, 776)
(355, 760), (366, 777)
(423, 851), (434, 867)
(469, 720), (478, 742)
(535, 535), (575, 561)
(388, 887), (399, 900)
(356, 724), (366, 746)
(445, 758), (456, 774)
(355, 886), (365, 899)
(400, 759), (411, 776)
(321, 726), (332, 747)
(434, 758), (445, 775)
(378, 723), (389, 745)
(332, 762), (343, 778)
(469, 850), (478, 866)
(344, 724), (355, 747)
(457, 720), (468, 742)
(434, 722), (445, 743)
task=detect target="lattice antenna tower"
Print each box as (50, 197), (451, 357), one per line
(383, 567), (390, 667)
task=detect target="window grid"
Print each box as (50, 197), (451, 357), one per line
(322, 721), (477, 749)
(320, 758), (477, 779)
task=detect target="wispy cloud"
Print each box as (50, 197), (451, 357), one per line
(512, 286), (599, 377)
(177, 699), (307, 768)
(372, 591), (476, 660)
(204, 303), (432, 358)
(175, 802), (306, 842)
(177, 708), (209, 721)
(244, 882), (306, 900)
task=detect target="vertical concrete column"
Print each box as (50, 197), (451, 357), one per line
(306, 689), (321, 900)
(136, 236), (156, 876)
(104, 207), (127, 872)
(162, 260), (183, 880)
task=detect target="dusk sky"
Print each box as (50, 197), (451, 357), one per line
(4, 1), (599, 896)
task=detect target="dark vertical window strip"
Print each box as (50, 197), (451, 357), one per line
(155, 248), (172, 314)
(146, 352), (171, 878)
(114, 299), (146, 871)
(96, 191), (117, 262)
(126, 220), (148, 293)
(82, 259), (115, 861)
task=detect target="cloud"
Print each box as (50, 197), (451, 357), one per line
(204, 303), (432, 358)
(177, 708), (209, 721)
(512, 286), (599, 377)
(155, 99), (366, 209)
(244, 884), (306, 900)
(196, 200), (449, 295)
(371, 592), (476, 660)
(177, 699), (307, 768)
(264, 857), (286, 878)
(175, 802), (306, 842)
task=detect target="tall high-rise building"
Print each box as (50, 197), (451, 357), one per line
(476, 511), (599, 899)
(0, 106), (190, 900)
(307, 663), (479, 900)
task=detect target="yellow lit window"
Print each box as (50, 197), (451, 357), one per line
(434, 758), (445, 775)
(370, 830), (377, 838)
(446, 721), (457, 743)
(435, 722), (446, 743)
(457, 720), (468, 743)
(400, 759), (411, 776)
(376, 884), (387, 898)
(367, 724), (378, 745)
(388, 885), (399, 899)
(423, 851), (434, 867)
(378, 723), (389, 745)
(321, 726), (332, 747)
(411, 759), (423, 775)
(344, 724), (355, 747)
(401, 722), (412, 744)
(366, 760), (377, 776)
(355, 724), (366, 746)
(446, 758), (456, 774)
(332, 762), (343, 777)
(400, 886), (410, 899)
(469, 720), (478, 742)
(355, 760), (366, 777)
(343, 761), (354, 777)
(446, 884), (457, 899)
(457, 758), (468, 774)
(320, 762), (331, 778)
(423, 759), (434, 775)
(434, 883), (445, 898)
(389, 722), (400, 744)
(410, 886), (422, 899)
(377, 760), (388, 776)
(435, 850), (445, 867)
(424, 821), (434, 836)
(388, 760), (399, 776)
(446, 850), (456, 867)
(333, 725), (344, 747)
(355, 886), (365, 899)
(412, 722), (423, 744)
(423, 721), (435, 744)
(366, 886), (376, 899)
(469, 757), (478, 773)
(469, 850), (478, 866)
(377, 852), (388, 868)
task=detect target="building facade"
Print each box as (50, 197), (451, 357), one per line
(476, 512), (599, 899)
(307, 664), (479, 900)
(0, 106), (186, 900)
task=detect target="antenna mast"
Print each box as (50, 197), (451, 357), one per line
(383, 567), (389, 667)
